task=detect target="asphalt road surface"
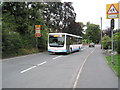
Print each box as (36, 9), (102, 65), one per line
(2, 45), (118, 88)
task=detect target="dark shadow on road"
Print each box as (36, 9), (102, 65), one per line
(49, 50), (80, 56)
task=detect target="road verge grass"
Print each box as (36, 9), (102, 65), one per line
(106, 54), (120, 77)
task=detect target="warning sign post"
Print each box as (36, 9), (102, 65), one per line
(106, 3), (119, 19)
(106, 3), (119, 65)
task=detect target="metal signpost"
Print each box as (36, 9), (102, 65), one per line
(111, 19), (114, 64)
(118, 1), (120, 29)
(35, 25), (41, 49)
(101, 17), (103, 49)
(106, 3), (119, 64)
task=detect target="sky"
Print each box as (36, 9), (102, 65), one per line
(62, 0), (120, 30)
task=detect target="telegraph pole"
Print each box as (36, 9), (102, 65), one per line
(100, 17), (103, 49)
(118, 1), (120, 29)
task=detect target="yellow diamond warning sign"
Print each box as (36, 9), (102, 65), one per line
(106, 3), (119, 19)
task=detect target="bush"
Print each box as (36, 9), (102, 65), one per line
(102, 35), (111, 49)
(2, 31), (23, 57)
(18, 48), (39, 55)
(113, 31), (120, 54)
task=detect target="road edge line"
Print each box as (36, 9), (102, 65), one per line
(72, 49), (95, 88)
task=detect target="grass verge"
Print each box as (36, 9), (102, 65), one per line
(106, 54), (120, 77)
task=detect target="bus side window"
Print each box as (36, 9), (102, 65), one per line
(66, 36), (73, 45)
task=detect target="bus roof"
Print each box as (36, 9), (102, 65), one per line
(49, 33), (82, 38)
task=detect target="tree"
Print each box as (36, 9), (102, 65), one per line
(64, 22), (84, 36)
(85, 22), (100, 43)
(102, 35), (111, 49)
(42, 2), (76, 33)
(2, 12), (22, 57)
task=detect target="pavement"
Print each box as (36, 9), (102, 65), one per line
(2, 45), (118, 88)
(76, 45), (118, 88)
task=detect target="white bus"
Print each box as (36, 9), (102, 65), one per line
(48, 33), (82, 54)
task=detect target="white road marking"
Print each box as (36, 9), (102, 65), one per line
(72, 49), (95, 88)
(52, 55), (63, 60)
(20, 61), (47, 73)
(37, 61), (47, 66)
(20, 66), (37, 74)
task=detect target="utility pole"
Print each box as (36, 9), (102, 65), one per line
(36, 38), (38, 49)
(100, 17), (103, 49)
(111, 19), (114, 65)
(118, 3), (120, 90)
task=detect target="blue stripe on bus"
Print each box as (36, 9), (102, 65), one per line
(48, 49), (67, 52)
(61, 50), (67, 52)
(72, 48), (79, 51)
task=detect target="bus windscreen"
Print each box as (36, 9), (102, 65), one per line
(49, 35), (65, 47)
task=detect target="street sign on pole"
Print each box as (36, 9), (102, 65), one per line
(35, 25), (41, 37)
(106, 3), (118, 65)
(106, 3), (119, 19)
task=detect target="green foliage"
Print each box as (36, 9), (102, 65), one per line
(2, 2), (48, 58)
(101, 30), (120, 54)
(85, 22), (100, 44)
(82, 39), (87, 44)
(102, 35), (111, 49)
(2, 12), (22, 56)
(38, 30), (48, 51)
(2, 31), (23, 57)
(18, 48), (39, 55)
(113, 31), (120, 54)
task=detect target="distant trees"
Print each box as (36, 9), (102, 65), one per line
(85, 22), (101, 43)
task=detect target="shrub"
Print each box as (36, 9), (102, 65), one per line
(102, 35), (111, 49)
(114, 31), (120, 54)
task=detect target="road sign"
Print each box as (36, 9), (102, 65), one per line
(106, 3), (119, 19)
(35, 25), (41, 37)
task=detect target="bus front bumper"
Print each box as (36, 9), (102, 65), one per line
(48, 49), (67, 53)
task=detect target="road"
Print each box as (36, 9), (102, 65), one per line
(2, 45), (118, 88)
